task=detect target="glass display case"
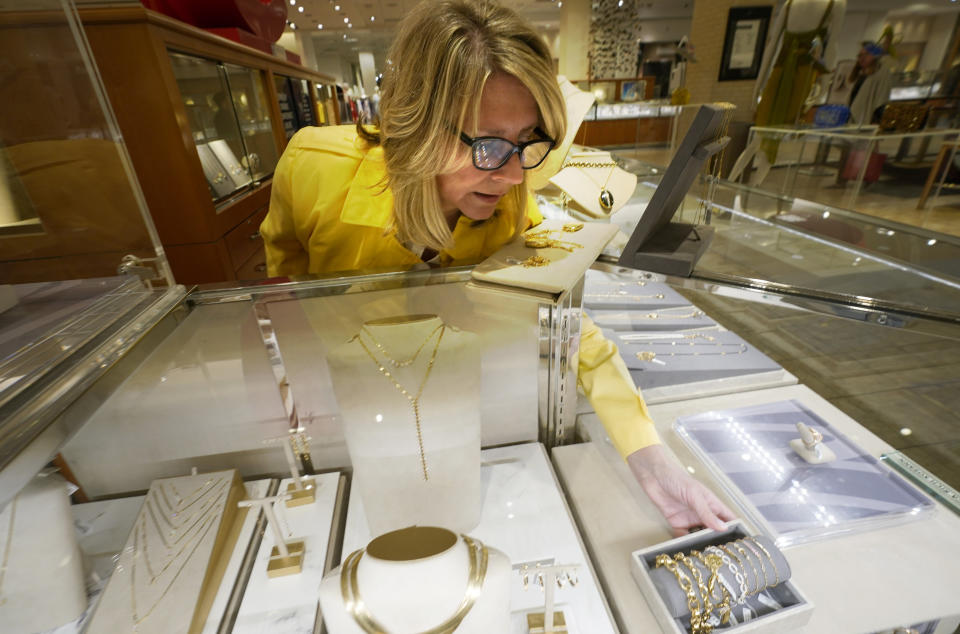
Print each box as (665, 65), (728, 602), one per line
(274, 74), (317, 139)
(168, 52), (280, 206)
(5, 4), (960, 633)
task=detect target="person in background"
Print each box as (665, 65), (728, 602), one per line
(848, 41), (893, 125)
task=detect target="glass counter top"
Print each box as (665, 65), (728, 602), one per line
(540, 174), (960, 322)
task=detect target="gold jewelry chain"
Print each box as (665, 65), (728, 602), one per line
(145, 481), (228, 552)
(0, 497), (18, 607)
(340, 535), (489, 634)
(523, 229), (583, 253)
(130, 507), (219, 627)
(361, 324), (444, 369)
(561, 160), (618, 211)
(351, 325), (446, 482)
(168, 477), (216, 506)
(635, 344), (747, 362)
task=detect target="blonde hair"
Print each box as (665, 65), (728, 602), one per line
(358, 0), (566, 252)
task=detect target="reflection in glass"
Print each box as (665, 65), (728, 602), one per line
(275, 75), (316, 139)
(168, 52), (279, 205)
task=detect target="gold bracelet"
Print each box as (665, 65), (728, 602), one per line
(707, 545), (748, 605)
(730, 542), (763, 594)
(693, 551), (731, 625)
(744, 537), (781, 587)
(739, 539), (772, 590)
(656, 554), (703, 634)
(675, 552), (713, 634)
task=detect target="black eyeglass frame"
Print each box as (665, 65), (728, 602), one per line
(458, 127), (556, 171)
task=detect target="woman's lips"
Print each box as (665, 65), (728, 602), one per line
(473, 192), (502, 203)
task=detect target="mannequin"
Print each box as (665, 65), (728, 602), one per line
(729, 0), (846, 185)
(327, 315), (482, 537)
(319, 526), (511, 634)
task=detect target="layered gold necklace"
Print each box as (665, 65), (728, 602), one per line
(350, 324), (446, 481)
(128, 475), (228, 628)
(339, 535), (489, 634)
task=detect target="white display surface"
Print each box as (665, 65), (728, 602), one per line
(339, 442), (617, 634)
(232, 473), (342, 633)
(562, 385), (960, 633)
(0, 474), (86, 634)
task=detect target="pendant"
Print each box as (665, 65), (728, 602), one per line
(599, 188), (614, 211)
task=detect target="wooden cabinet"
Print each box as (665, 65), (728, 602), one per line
(78, 7), (335, 284)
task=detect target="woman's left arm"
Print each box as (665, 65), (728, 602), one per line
(577, 314), (735, 535)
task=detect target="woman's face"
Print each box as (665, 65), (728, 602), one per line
(436, 72), (540, 224)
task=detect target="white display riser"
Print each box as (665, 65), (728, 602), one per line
(50, 479), (271, 634)
(556, 384), (960, 633)
(232, 473), (344, 634)
(339, 442), (619, 634)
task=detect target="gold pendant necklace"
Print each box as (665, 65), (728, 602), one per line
(562, 160), (618, 211)
(339, 535), (489, 634)
(523, 228), (584, 252)
(351, 325), (446, 481)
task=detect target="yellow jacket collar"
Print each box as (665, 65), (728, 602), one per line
(340, 144), (394, 228)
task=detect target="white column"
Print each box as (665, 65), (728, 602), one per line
(358, 50), (377, 97)
(558, 0), (590, 80)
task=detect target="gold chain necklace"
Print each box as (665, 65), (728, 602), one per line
(562, 160), (618, 210)
(339, 535), (488, 634)
(129, 507), (218, 628)
(0, 497), (17, 607)
(636, 308), (705, 320)
(635, 344), (746, 361)
(360, 324), (443, 368)
(168, 477), (215, 506)
(523, 228), (583, 252)
(584, 292), (666, 300)
(351, 325), (446, 481)
(145, 483), (226, 552)
(139, 512), (216, 584)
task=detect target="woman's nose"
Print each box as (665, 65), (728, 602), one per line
(491, 152), (524, 185)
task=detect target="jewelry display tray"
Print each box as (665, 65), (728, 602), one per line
(674, 399), (936, 548)
(630, 521), (814, 634)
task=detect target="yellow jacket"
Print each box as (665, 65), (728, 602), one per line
(261, 126), (659, 457)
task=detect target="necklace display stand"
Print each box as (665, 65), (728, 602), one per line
(319, 526), (511, 634)
(327, 315), (482, 537)
(617, 105), (731, 277)
(0, 473), (86, 633)
(550, 150), (637, 219)
(237, 493), (305, 577)
(266, 430), (316, 506)
(85, 469), (245, 634)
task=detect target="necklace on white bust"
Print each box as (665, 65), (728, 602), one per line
(562, 159), (618, 211)
(339, 534), (489, 634)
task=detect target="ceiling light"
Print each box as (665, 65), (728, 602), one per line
(290, 0), (295, 4)
(290, 22), (296, 29)
(618, 0), (623, 6)
(927, 238), (937, 246)
(297, 5), (303, 12)
(348, 22), (353, 27)
(558, 1), (562, 5)
(344, 16), (349, 22)
(318, 23), (323, 29)
(335, 4), (340, 10)
(370, 15), (375, 21)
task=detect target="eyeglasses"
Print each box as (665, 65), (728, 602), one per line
(459, 128), (556, 171)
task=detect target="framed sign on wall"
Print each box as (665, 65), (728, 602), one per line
(718, 6), (772, 81)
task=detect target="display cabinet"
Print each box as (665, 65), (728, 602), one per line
(75, 6), (336, 285)
(5, 6), (960, 632)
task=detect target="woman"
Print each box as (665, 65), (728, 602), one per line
(261, 0), (733, 536)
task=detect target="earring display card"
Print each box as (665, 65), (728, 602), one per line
(586, 306), (718, 331)
(630, 521), (814, 634)
(608, 329), (784, 390)
(674, 400), (936, 547)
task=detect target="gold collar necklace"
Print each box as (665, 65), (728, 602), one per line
(340, 535), (489, 634)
